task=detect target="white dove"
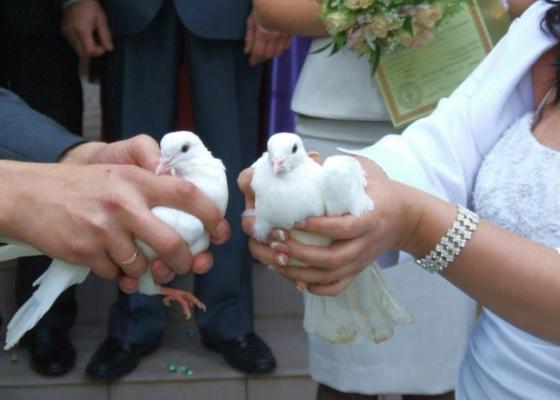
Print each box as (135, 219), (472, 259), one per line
(251, 133), (413, 344)
(1, 131), (228, 350)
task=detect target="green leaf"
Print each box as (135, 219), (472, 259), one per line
(309, 41), (334, 55)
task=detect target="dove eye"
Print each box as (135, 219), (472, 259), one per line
(292, 144), (298, 154)
(181, 144), (189, 153)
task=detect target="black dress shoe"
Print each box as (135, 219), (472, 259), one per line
(202, 332), (277, 374)
(86, 337), (157, 380)
(29, 327), (76, 376)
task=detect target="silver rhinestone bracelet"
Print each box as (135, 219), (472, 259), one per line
(415, 204), (479, 273)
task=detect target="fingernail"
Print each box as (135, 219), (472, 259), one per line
(242, 208), (256, 218)
(275, 230), (287, 242)
(199, 262), (212, 274)
(270, 241), (290, 253)
(214, 221), (229, 244)
(295, 282), (306, 292)
(276, 254), (287, 266)
(293, 221), (306, 229)
(267, 264), (276, 272)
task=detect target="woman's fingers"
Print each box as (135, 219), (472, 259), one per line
(307, 275), (356, 296)
(273, 262), (356, 286)
(294, 214), (371, 240)
(281, 236), (370, 271)
(249, 238), (280, 266)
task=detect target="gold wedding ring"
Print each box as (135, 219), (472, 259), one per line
(119, 248), (139, 266)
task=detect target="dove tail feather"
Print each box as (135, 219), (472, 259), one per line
(32, 269), (50, 287)
(368, 264), (415, 325)
(4, 297), (47, 349)
(0, 244), (42, 262)
(302, 262), (414, 344)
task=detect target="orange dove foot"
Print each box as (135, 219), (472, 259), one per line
(159, 287), (207, 319)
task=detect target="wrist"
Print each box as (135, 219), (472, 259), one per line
(390, 181), (424, 253)
(0, 162), (36, 240)
(392, 182), (457, 258)
(59, 141), (106, 165)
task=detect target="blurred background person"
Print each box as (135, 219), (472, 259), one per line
(60, 0), (291, 380)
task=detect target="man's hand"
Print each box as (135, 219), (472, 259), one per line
(1, 136), (230, 293)
(244, 10), (292, 66)
(61, 0), (113, 58)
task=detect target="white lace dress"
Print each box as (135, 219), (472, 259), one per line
(459, 112), (560, 399)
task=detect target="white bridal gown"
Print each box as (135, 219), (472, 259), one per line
(459, 110), (560, 399)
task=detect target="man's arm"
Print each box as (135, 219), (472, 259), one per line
(0, 88), (230, 291)
(0, 88), (86, 162)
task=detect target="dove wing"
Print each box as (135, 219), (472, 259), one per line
(0, 236), (43, 262)
(5, 260), (89, 349)
(322, 155), (373, 217)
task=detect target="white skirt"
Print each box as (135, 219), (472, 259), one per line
(296, 114), (477, 395)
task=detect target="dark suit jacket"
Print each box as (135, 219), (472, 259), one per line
(1, 0), (62, 35)
(0, 88), (83, 162)
(99, 0), (251, 39)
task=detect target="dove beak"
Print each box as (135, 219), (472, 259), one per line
(156, 157), (174, 176)
(272, 157), (286, 175)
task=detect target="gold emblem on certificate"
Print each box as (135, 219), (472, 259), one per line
(376, 0), (511, 127)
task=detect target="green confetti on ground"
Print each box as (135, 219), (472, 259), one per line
(168, 363), (177, 373)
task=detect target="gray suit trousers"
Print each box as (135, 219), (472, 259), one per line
(103, 1), (260, 345)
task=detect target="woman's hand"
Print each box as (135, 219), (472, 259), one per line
(239, 156), (417, 296)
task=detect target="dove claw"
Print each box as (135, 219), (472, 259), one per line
(159, 287), (206, 319)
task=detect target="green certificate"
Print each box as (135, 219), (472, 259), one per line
(376, 0), (511, 127)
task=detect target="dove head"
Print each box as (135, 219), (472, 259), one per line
(267, 133), (308, 175)
(156, 131), (210, 176)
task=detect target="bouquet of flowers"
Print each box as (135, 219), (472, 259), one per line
(318, 0), (469, 74)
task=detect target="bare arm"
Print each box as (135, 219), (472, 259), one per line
(397, 175), (560, 344)
(242, 158), (560, 344)
(253, 0), (326, 37)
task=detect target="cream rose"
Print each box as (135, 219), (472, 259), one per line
(344, 0), (375, 10)
(415, 4), (444, 30)
(324, 10), (356, 34)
